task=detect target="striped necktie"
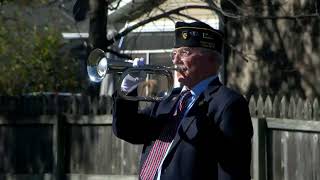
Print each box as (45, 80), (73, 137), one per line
(140, 90), (192, 180)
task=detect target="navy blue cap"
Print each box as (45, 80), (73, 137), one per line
(174, 21), (224, 53)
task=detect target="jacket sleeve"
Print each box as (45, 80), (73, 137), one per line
(112, 90), (159, 144)
(215, 96), (253, 180)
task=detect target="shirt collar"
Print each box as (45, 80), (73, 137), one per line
(181, 75), (219, 97)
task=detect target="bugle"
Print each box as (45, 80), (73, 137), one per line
(87, 48), (182, 82)
(86, 48), (180, 101)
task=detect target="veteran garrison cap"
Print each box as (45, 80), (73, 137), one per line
(174, 21), (224, 53)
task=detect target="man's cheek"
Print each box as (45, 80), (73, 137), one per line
(176, 71), (184, 76)
(175, 71), (181, 77)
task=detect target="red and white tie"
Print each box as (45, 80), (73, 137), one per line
(140, 90), (192, 180)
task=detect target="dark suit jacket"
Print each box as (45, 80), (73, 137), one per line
(112, 78), (253, 180)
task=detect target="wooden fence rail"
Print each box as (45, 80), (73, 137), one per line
(1, 94), (320, 180)
(0, 94), (112, 115)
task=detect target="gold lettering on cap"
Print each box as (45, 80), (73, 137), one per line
(190, 31), (199, 37)
(200, 41), (215, 49)
(203, 32), (214, 40)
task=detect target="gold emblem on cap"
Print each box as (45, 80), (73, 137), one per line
(182, 31), (188, 40)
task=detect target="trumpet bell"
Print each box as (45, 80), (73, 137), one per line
(87, 49), (108, 82)
(87, 48), (133, 82)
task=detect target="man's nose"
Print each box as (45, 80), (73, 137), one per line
(172, 55), (182, 64)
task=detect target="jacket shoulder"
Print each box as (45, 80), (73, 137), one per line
(216, 86), (246, 104)
(206, 86), (248, 121)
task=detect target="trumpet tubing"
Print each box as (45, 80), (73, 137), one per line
(87, 48), (180, 83)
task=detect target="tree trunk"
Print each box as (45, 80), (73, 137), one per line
(87, 0), (108, 96)
(89, 0), (107, 49)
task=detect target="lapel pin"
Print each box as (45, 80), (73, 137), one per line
(199, 100), (204, 106)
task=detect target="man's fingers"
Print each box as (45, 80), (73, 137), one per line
(133, 57), (145, 67)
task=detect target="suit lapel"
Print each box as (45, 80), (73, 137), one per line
(167, 96), (203, 154)
(165, 77), (222, 157)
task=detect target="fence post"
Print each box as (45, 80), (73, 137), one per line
(52, 95), (66, 180)
(252, 117), (267, 180)
(52, 112), (59, 180)
(313, 99), (319, 120)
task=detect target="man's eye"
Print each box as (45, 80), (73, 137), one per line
(182, 49), (191, 55)
(171, 52), (177, 59)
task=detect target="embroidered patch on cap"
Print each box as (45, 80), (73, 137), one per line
(182, 31), (189, 40)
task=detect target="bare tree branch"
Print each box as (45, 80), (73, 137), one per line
(228, 44), (257, 62)
(175, 12), (201, 22)
(108, 0), (121, 10)
(106, 5), (236, 46)
(247, 13), (320, 20)
(224, 0), (246, 14)
(156, 6), (176, 22)
(106, 4), (320, 46)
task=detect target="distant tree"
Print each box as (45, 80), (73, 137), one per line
(0, 2), (81, 95)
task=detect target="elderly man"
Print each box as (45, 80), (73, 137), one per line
(112, 21), (253, 180)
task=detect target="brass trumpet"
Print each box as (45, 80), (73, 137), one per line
(86, 49), (181, 101)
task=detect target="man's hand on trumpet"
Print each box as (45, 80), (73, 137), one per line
(120, 57), (146, 93)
